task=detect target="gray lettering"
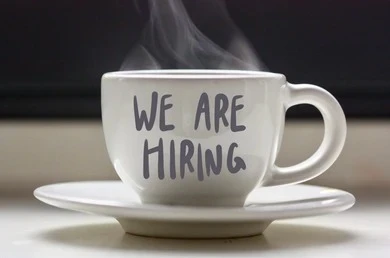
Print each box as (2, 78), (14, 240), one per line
(143, 138), (164, 179)
(160, 94), (175, 131)
(169, 140), (176, 179)
(205, 145), (222, 176)
(194, 93), (211, 130)
(231, 95), (246, 132)
(215, 94), (229, 133)
(197, 144), (204, 181)
(227, 143), (246, 173)
(180, 140), (195, 178)
(134, 92), (158, 131)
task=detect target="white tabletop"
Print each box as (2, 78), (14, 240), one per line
(1, 194), (389, 258)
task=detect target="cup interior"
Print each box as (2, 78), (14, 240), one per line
(103, 69), (284, 80)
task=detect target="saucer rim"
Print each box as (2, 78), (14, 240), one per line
(34, 181), (355, 222)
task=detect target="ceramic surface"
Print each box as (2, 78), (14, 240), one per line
(34, 181), (355, 238)
(101, 70), (347, 206)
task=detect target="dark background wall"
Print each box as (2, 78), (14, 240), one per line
(1, 0), (389, 118)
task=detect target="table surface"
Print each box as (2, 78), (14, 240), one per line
(1, 193), (389, 258)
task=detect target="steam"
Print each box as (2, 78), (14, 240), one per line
(121, 0), (266, 71)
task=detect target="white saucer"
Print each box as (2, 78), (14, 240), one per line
(34, 181), (355, 238)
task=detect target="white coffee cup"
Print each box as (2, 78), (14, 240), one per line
(101, 70), (346, 207)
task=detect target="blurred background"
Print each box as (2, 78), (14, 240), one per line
(0, 0), (389, 195)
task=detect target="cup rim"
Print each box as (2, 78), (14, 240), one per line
(102, 69), (284, 80)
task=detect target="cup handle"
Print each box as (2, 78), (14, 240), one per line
(263, 82), (347, 186)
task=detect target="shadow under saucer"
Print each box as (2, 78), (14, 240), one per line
(36, 220), (357, 253)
